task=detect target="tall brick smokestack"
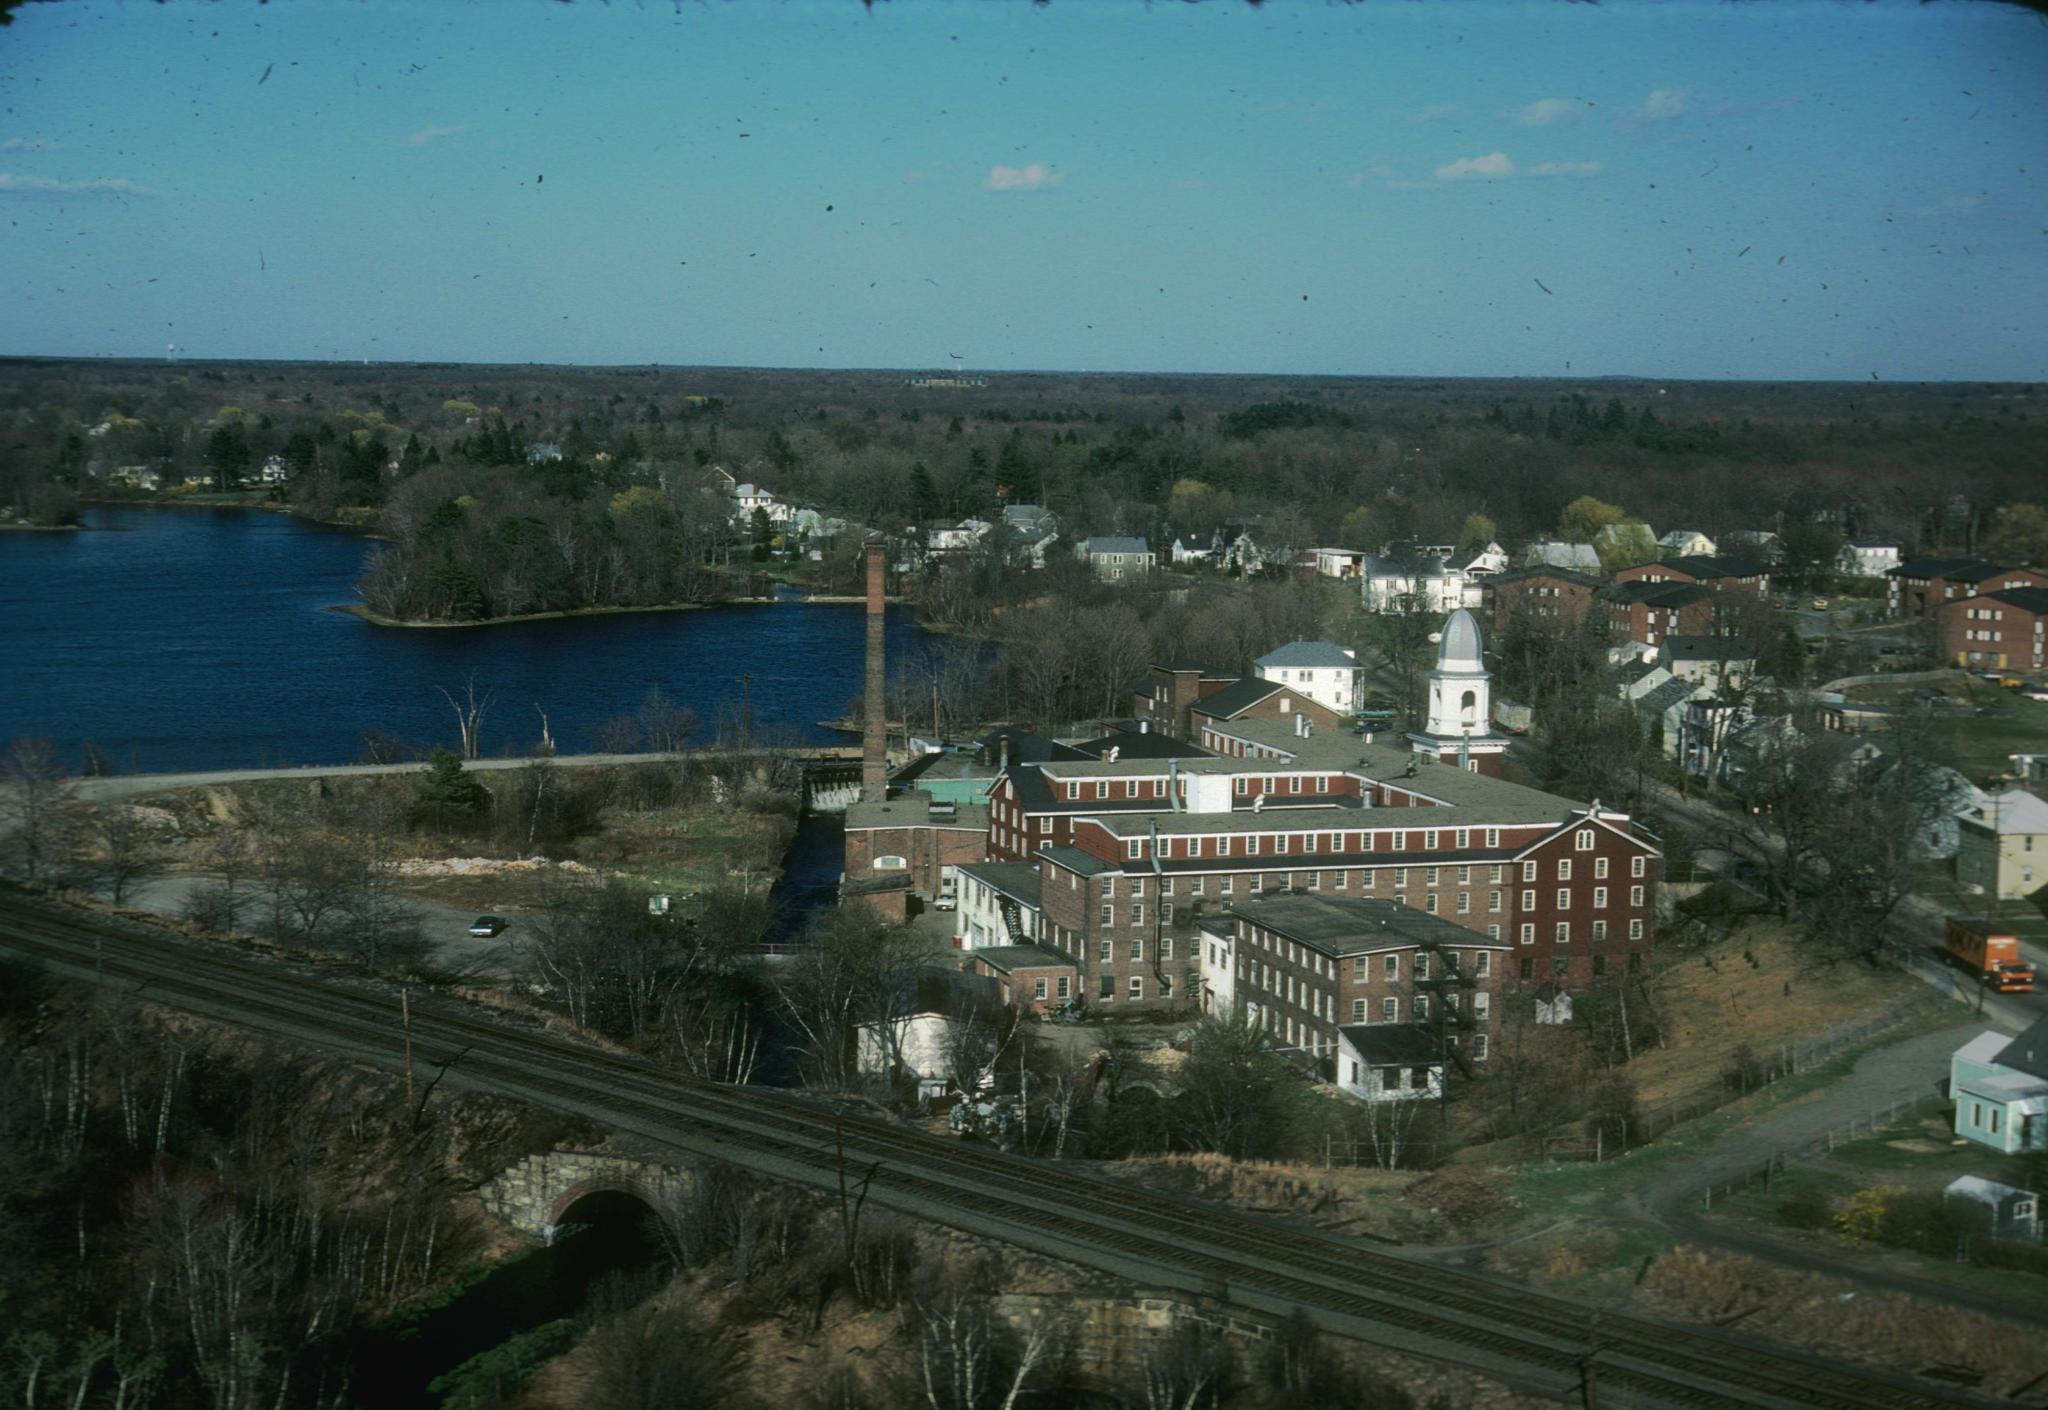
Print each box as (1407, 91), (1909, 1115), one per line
(862, 542), (888, 804)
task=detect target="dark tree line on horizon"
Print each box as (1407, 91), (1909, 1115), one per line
(4, 360), (2047, 605)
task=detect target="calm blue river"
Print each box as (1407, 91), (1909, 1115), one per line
(0, 505), (927, 774)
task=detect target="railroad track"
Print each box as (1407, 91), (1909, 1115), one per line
(0, 893), (2012, 1410)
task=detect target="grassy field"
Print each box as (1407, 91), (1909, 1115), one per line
(126, 764), (801, 918)
(1698, 1118), (2048, 1321)
(1846, 676), (2048, 782)
(1627, 919), (1927, 1106)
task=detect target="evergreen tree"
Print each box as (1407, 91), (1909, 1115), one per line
(415, 748), (489, 825)
(907, 461), (937, 520)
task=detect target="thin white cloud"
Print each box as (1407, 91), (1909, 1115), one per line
(0, 172), (151, 197)
(1528, 161), (1603, 179)
(403, 123), (467, 148)
(1406, 104), (1460, 124)
(0, 136), (57, 153)
(1514, 98), (1584, 126)
(985, 162), (1061, 192)
(1635, 88), (1687, 121)
(1434, 152), (1516, 182)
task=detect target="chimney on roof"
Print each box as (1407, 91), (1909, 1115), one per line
(999, 734), (1011, 772)
(861, 542), (888, 804)
(1138, 719), (1150, 734)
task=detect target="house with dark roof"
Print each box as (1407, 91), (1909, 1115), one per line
(1663, 634), (1755, 687)
(1951, 1016), (2048, 1154)
(1188, 677), (1345, 733)
(1337, 1025), (1447, 1102)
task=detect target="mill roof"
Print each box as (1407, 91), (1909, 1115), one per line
(1188, 677), (1288, 719)
(1225, 893), (1511, 958)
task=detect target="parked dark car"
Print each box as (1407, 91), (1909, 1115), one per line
(468, 915), (509, 937)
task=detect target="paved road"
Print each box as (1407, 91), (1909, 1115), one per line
(1627, 1019), (1983, 1219)
(73, 746), (859, 802)
(1615, 1015), (2047, 1323)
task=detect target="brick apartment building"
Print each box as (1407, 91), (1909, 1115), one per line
(1486, 566), (1605, 635)
(1943, 587), (2048, 670)
(1601, 579), (1713, 650)
(1889, 559), (2048, 620)
(1613, 554), (1771, 597)
(1196, 893), (1511, 1067)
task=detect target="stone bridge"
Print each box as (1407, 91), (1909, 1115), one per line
(479, 1150), (692, 1242)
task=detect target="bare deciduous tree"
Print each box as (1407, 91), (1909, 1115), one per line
(1, 737), (79, 884)
(437, 675), (493, 760)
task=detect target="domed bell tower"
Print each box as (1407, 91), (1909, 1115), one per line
(1410, 608), (1507, 776)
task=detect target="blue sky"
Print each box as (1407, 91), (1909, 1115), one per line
(2, 0), (2044, 380)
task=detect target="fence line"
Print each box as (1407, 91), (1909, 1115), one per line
(1517, 992), (1940, 1165)
(1695, 1093), (1950, 1213)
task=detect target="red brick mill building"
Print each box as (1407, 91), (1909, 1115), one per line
(859, 611), (1664, 1035)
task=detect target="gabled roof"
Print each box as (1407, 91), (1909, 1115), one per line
(1664, 635), (1755, 662)
(1975, 587), (2048, 614)
(1994, 1014), (2048, 1084)
(1187, 677), (1285, 719)
(1972, 789), (2048, 835)
(1636, 678), (1700, 716)
(1489, 565), (1606, 589)
(1256, 640), (1358, 670)
(1602, 580), (1711, 608)
(1364, 553), (1447, 579)
(1084, 535), (1150, 554)
(1660, 554), (1768, 580)
(1339, 1024), (1445, 1067)
(1889, 557), (2005, 581)
(1527, 541), (1603, 570)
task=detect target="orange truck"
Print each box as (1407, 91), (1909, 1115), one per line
(1944, 916), (2037, 993)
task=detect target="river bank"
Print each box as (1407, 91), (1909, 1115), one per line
(80, 492), (383, 533)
